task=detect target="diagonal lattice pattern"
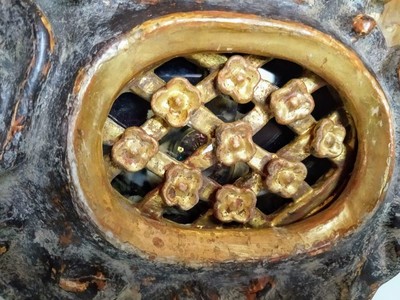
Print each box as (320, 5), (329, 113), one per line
(103, 53), (355, 228)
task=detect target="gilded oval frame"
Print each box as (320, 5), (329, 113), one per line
(68, 12), (394, 264)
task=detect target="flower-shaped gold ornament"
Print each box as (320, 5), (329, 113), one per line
(217, 55), (261, 104)
(311, 119), (346, 158)
(265, 158), (307, 198)
(215, 121), (256, 166)
(270, 79), (315, 125)
(161, 165), (203, 211)
(111, 127), (159, 172)
(214, 185), (257, 223)
(151, 77), (202, 127)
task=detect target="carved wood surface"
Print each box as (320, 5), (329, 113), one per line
(0, 0), (52, 173)
(0, 0), (399, 299)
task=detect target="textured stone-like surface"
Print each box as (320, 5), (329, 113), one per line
(0, 0), (399, 299)
(0, 0), (52, 173)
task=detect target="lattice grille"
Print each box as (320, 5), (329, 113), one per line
(103, 53), (355, 228)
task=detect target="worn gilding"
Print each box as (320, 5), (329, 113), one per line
(69, 12), (393, 263)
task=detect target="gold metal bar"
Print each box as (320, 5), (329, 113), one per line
(146, 151), (176, 178)
(244, 55), (273, 68)
(291, 181), (314, 201)
(234, 173), (269, 228)
(247, 147), (275, 174)
(248, 209), (270, 228)
(242, 106), (272, 133)
(198, 177), (220, 200)
(288, 115), (316, 135)
(103, 117), (124, 146)
(141, 116), (170, 140)
(184, 142), (216, 170)
(139, 190), (164, 219)
(185, 53), (228, 69)
(190, 106), (223, 136)
(196, 70), (220, 104)
(234, 172), (264, 194)
(277, 133), (311, 162)
(301, 71), (326, 93)
(253, 79), (277, 104)
(271, 168), (342, 226)
(129, 71), (165, 100)
(328, 108), (351, 128)
(104, 155), (122, 181)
